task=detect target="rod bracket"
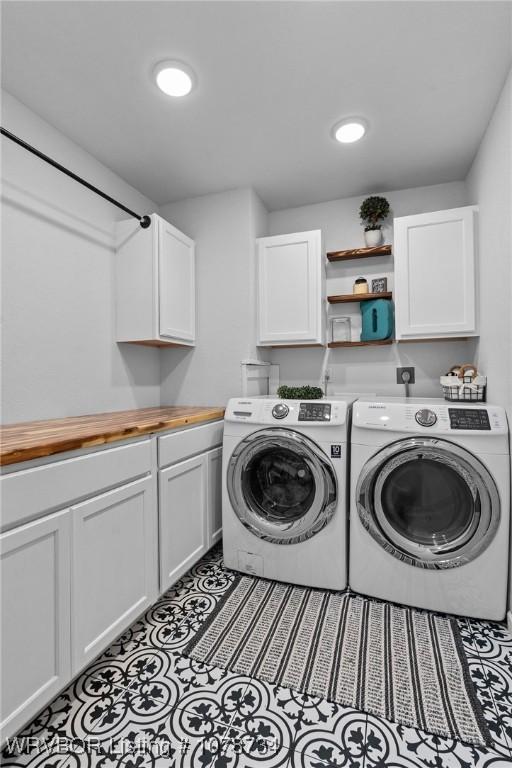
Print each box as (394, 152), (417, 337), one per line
(139, 215), (151, 229)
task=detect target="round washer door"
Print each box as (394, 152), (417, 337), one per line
(227, 428), (337, 544)
(356, 437), (500, 569)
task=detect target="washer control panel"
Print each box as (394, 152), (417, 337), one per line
(224, 398), (348, 425)
(272, 403), (289, 420)
(298, 402), (332, 422)
(415, 408), (437, 427)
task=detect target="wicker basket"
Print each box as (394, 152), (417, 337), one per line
(440, 365), (486, 402)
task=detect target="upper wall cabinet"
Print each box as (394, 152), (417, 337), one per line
(257, 230), (324, 346)
(394, 206), (477, 341)
(116, 213), (196, 347)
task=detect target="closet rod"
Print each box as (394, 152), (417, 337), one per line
(1, 127), (151, 228)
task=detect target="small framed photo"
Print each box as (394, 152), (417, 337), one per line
(371, 277), (388, 293)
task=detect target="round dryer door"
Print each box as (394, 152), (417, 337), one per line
(356, 438), (500, 569)
(227, 428), (337, 544)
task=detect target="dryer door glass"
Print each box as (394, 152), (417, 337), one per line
(356, 438), (500, 569)
(228, 429), (337, 544)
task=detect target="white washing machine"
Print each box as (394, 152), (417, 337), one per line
(222, 396), (355, 590)
(350, 397), (510, 620)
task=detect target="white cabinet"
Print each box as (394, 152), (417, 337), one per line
(159, 454), (208, 591)
(0, 422), (222, 738)
(71, 476), (157, 673)
(157, 422), (223, 593)
(1, 510), (71, 742)
(116, 213), (195, 347)
(394, 206), (477, 340)
(1, 439), (153, 532)
(207, 447), (223, 546)
(257, 230), (325, 346)
(158, 421), (224, 469)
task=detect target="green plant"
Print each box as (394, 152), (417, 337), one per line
(359, 196), (390, 231)
(276, 385), (324, 400)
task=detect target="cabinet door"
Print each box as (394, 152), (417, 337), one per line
(158, 218), (196, 344)
(159, 454), (208, 592)
(1, 510), (71, 741)
(257, 230), (324, 345)
(394, 207), (476, 339)
(71, 476), (157, 673)
(207, 447), (223, 546)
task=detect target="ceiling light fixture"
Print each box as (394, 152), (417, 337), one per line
(154, 61), (195, 97)
(333, 119), (367, 144)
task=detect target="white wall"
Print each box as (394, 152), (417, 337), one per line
(466, 69), (511, 408)
(1, 91), (161, 422)
(159, 188), (269, 406)
(463, 69), (512, 616)
(267, 182), (474, 398)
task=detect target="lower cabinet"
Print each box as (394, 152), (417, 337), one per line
(158, 445), (224, 593)
(0, 509), (71, 741)
(71, 476), (157, 673)
(1, 424), (223, 741)
(159, 454), (208, 591)
(207, 447), (223, 546)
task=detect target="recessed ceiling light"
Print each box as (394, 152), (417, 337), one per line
(154, 61), (195, 97)
(333, 119), (367, 143)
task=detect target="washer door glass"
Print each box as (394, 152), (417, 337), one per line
(357, 438), (500, 569)
(228, 429), (337, 544)
(243, 446), (316, 523)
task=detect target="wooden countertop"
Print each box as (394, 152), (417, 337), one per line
(0, 406), (225, 467)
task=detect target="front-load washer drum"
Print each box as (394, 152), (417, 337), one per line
(356, 437), (500, 569)
(227, 428), (337, 544)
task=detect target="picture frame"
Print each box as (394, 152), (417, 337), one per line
(371, 277), (388, 293)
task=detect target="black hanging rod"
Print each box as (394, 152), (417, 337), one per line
(1, 126), (151, 228)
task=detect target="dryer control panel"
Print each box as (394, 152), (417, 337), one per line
(449, 408), (491, 430)
(352, 398), (508, 435)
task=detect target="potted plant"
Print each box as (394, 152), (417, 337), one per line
(359, 196), (390, 247)
(276, 385), (323, 400)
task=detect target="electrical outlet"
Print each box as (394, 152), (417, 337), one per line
(396, 366), (415, 384)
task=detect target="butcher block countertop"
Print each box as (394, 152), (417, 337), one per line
(0, 406), (225, 467)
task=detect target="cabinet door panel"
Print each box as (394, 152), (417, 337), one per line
(158, 421), (223, 469)
(395, 207), (476, 339)
(159, 455), (207, 591)
(1, 510), (71, 741)
(1, 438), (152, 532)
(158, 219), (195, 343)
(71, 476), (157, 673)
(207, 447), (223, 546)
(257, 230), (323, 345)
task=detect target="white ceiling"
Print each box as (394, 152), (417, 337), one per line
(2, 1), (511, 211)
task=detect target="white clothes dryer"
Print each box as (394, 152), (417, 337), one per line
(349, 397), (509, 619)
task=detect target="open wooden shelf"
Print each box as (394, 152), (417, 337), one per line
(328, 291), (392, 304)
(396, 337), (475, 343)
(327, 244), (392, 262)
(328, 339), (394, 348)
(328, 337), (474, 348)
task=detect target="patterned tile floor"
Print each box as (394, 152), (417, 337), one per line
(3, 544), (512, 768)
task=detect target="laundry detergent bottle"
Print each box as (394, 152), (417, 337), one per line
(360, 299), (394, 342)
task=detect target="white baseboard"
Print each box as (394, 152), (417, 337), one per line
(507, 610), (512, 634)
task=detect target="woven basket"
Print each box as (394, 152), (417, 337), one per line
(440, 371), (486, 402)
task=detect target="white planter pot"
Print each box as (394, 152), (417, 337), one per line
(364, 229), (383, 247)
